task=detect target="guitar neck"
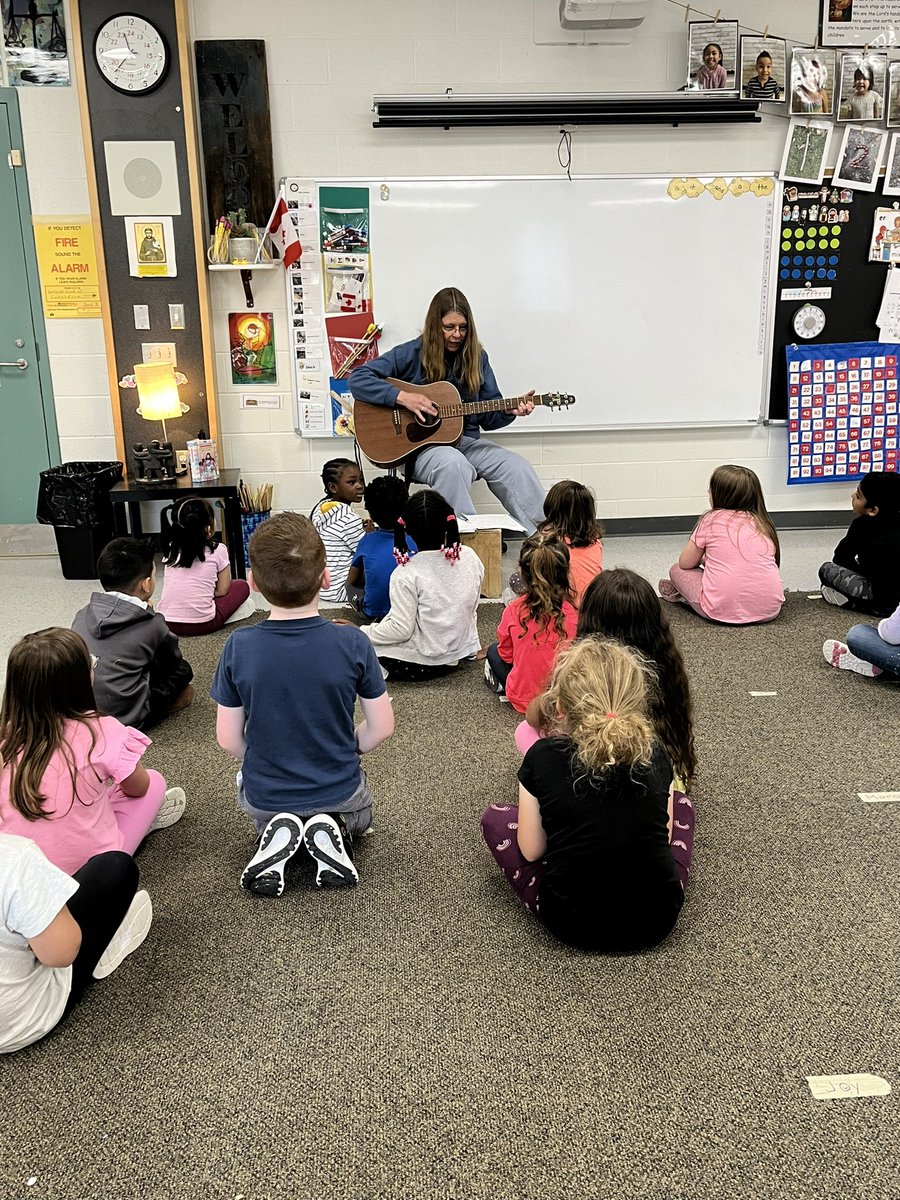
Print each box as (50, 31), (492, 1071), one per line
(436, 393), (548, 418)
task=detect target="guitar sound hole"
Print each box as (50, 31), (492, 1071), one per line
(415, 411), (440, 429)
(407, 413), (442, 445)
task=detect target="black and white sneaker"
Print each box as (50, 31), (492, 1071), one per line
(302, 814), (359, 888)
(240, 812), (305, 898)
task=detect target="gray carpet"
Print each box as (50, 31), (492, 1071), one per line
(3, 595), (898, 1199)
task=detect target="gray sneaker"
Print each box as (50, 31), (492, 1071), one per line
(93, 890), (153, 980)
(820, 586), (850, 607)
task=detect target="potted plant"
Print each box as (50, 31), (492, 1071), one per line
(226, 208), (261, 263)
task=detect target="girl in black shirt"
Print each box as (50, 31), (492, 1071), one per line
(481, 638), (692, 953)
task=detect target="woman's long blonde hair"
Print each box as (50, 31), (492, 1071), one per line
(536, 637), (656, 777)
(420, 287), (483, 398)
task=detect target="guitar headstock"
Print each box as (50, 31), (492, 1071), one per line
(537, 392), (576, 409)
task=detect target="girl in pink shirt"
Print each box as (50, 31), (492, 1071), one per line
(157, 498), (251, 636)
(484, 535), (578, 712)
(539, 479), (603, 606)
(660, 465), (784, 624)
(0, 628), (185, 875)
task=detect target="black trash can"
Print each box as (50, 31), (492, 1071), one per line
(36, 461), (124, 579)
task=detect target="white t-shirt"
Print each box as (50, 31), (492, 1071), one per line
(362, 546), (484, 664)
(157, 542), (229, 623)
(0, 833), (77, 1054)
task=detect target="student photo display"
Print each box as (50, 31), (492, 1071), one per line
(790, 47), (836, 115)
(739, 36), (786, 102)
(836, 52), (886, 121)
(686, 20), (739, 91)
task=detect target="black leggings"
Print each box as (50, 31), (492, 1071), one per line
(377, 656), (458, 682)
(64, 851), (138, 1012)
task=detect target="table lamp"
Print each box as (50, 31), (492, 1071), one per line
(134, 361), (187, 441)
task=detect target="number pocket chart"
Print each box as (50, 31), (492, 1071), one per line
(786, 341), (900, 483)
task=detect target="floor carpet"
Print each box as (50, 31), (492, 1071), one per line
(2, 595), (898, 1199)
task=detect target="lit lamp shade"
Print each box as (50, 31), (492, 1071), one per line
(134, 362), (182, 421)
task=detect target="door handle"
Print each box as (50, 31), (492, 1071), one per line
(0, 359), (28, 369)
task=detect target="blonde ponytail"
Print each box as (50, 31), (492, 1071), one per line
(538, 637), (655, 776)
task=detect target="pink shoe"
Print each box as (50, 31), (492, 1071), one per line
(658, 578), (682, 603)
(822, 639), (882, 677)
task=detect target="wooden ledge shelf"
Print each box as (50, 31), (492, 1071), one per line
(208, 262), (280, 307)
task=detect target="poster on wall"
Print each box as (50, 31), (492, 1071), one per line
(1, 2), (70, 86)
(820, 0), (900, 48)
(32, 218), (102, 318)
(125, 217), (177, 278)
(229, 312), (277, 385)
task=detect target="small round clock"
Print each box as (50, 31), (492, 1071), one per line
(793, 303), (826, 339)
(93, 15), (169, 95)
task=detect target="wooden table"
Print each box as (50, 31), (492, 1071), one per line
(109, 468), (246, 579)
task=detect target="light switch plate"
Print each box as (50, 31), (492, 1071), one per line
(168, 303), (184, 330)
(133, 304), (150, 330)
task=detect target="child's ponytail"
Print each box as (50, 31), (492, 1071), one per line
(393, 516), (412, 565)
(443, 513), (461, 562)
(397, 489), (462, 563)
(538, 637), (655, 777)
(517, 534), (572, 639)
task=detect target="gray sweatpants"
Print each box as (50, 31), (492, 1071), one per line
(236, 770), (374, 839)
(411, 435), (546, 533)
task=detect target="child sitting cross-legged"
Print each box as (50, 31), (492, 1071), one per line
(346, 475), (415, 620)
(484, 533), (578, 713)
(156, 497), (252, 635)
(819, 471), (900, 617)
(212, 512), (394, 897)
(72, 537), (194, 730)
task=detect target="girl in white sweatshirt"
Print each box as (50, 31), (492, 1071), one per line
(361, 490), (483, 681)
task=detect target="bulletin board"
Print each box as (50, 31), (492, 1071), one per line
(767, 177), (898, 420)
(282, 174), (778, 436)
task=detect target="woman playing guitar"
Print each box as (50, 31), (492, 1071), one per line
(349, 287), (547, 533)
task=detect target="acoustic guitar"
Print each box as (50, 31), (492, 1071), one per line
(352, 377), (576, 468)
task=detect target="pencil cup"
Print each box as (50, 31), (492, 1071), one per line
(241, 510), (271, 566)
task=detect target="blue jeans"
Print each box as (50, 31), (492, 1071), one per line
(846, 623), (900, 677)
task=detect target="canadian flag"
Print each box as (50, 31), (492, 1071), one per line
(265, 197), (301, 269)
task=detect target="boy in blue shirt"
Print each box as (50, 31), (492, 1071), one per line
(346, 475), (415, 619)
(212, 512), (394, 897)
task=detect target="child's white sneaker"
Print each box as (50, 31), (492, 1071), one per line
(149, 787), (186, 831)
(302, 814), (359, 888)
(822, 639), (882, 677)
(240, 812), (306, 898)
(93, 890), (153, 980)
(225, 595), (257, 624)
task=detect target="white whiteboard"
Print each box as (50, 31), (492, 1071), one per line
(321, 175), (775, 432)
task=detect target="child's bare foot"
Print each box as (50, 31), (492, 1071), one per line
(658, 579), (682, 603)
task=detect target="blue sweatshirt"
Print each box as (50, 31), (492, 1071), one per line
(348, 336), (514, 439)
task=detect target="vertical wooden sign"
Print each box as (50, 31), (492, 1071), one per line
(195, 40), (276, 233)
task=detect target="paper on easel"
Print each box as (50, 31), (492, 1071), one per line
(876, 269), (900, 340)
(457, 513), (526, 533)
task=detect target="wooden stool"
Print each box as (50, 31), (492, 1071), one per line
(460, 528), (502, 598)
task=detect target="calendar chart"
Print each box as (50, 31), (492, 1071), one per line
(786, 341), (900, 484)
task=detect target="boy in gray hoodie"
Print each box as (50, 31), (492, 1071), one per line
(72, 538), (193, 729)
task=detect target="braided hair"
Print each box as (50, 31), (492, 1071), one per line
(320, 458), (357, 501)
(160, 497), (216, 569)
(394, 489), (461, 565)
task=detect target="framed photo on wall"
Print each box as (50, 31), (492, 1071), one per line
(836, 52), (886, 121)
(687, 21), (739, 91)
(780, 120), (833, 185)
(833, 124), (888, 191)
(739, 36), (786, 102)
(790, 48), (836, 115)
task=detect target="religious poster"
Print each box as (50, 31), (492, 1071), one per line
(1, 2), (69, 86)
(820, 0), (900, 48)
(229, 312), (276, 385)
(32, 218), (101, 318)
(125, 217), (177, 278)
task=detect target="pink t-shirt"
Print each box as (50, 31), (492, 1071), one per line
(158, 542), (229, 624)
(0, 716), (149, 874)
(496, 596), (579, 714)
(567, 541), (603, 607)
(692, 509), (784, 624)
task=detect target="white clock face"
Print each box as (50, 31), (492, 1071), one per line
(94, 15), (168, 95)
(793, 303), (826, 339)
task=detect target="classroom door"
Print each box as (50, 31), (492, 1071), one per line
(0, 96), (56, 523)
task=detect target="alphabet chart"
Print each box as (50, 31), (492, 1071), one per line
(786, 342), (900, 483)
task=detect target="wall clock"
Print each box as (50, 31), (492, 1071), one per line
(793, 303), (826, 340)
(93, 15), (169, 95)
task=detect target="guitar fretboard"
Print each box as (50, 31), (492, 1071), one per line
(436, 393), (550, 418)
